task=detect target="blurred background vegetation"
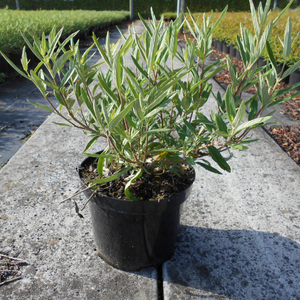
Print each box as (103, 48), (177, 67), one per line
(1, 0), (299, 17)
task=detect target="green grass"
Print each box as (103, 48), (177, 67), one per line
(0, 9), (129, 55)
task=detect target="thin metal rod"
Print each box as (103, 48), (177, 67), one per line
(130, 0), (134, 21)
(177, 0), (181, 18)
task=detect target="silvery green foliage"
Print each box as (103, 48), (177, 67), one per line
(1, 0), (300, 200)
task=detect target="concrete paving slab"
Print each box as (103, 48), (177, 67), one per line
(163, 77), (300, 299)
(0, 81), (59, 167)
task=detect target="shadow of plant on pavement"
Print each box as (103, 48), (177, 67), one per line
(163, 225), (300, 299)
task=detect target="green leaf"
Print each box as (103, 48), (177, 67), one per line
(268, 88), (300, 107)
(91, 167), (131, 185)
(273, 0), (293, 25)
(41, 32), (47, 55)
(52, 122), (72, 127)
(83, 153), (115, 159)
(249, 0), (260, 36)
(183, 119), (197, 135)
(138, 13), (153, 35)
(20, 46), (29, 72)
(208, 146), (231, 172)
(108, 100), (135, 132)
(231, 144), (249, 151)
(147, 28), (159, 71)
(226, 57), (237, 89)
(53, 51), (74, 75)
(97, 155), (105, 178)
(105, 31), (112, 60)
(145, 91), (176, 116)
(225, 88), (236, 124)
(100, 101), (110, 124)
(148, 148), (181, 154)
(265, 41), (277, 73)
(97, 73), (119, 105)
(93, 32), (111, 68)
(124, 169), (143, 201)
(93, 101), (103, 128)
(83, 136), (98, 153)
(234, 116), (272, 134)
(252, 22), (272, 64)
(53, 90), (65, 106)
(60, 66), (76, 87)
(133, 96), (144, 121)
(48, 27), (64, 58)
(81, 88), (95, 117)
(210, 5), (228, 34)
(190, 64), (226, 93)
(215, 114), (228, 133)
(144, 128), (172, 136)
(283, 17), (292, 59)
(30, 70), (47, 96)
(112, 51), (123, 90)
(282, 60), (300, 80)
(232, 102), (246, 128)
(196, 161), (222, 174)
(131, 55), (149, 80)
(27, 100), (54, 112)
(58, 31), (80, 53)
(20, 32), (43, 61)
(0, 50), (30, 79)
(124, 67), (145, 97)
(248, 98), (258, 121)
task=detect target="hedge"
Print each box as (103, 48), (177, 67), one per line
(1, 1), (299, 17)
(0, 9), (129, 55)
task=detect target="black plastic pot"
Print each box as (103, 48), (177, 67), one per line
(78, 154), (195, 271)
(222, 42), (230, 54)
(289, 69), (300, 91)
(257, 57), (267, 68)
(216, 40), (223, 51)
(229, 44), (236, 58)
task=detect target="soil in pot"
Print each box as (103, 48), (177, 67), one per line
(80, 157), (195, 201)
(78, 155), (195, 271)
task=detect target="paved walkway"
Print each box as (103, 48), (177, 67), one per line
(0, 21), (299, 299)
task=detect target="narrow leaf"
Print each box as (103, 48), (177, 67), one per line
(208, 146), (231, 172)
(125, 169), (143, 201)
(234, 116), (272, 133)
(91, 167), (131, 185)
(0, 50), (29, 79)
(196, 161), (222, 174)
(27, 100), (54, 112)
(232, 102), (246, 128)
(108, 100), (135, 132)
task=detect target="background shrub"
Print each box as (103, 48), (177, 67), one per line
(1, 1), (299, 17)
(0, 9), (129, 55)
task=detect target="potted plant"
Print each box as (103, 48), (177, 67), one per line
(1, 0), (300, 271)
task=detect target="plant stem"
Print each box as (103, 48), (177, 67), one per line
(106, 132), (137, 164)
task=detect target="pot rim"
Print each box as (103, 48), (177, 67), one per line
(78, 151), (195, 205)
